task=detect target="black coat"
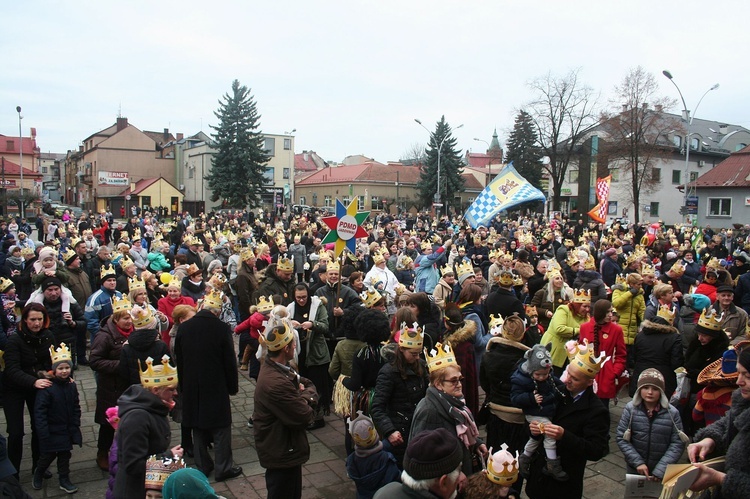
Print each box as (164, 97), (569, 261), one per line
(630, 320), (684, 398)
(119, 329), (168, 386)
(480, 337), (529, 406)
(44, 298), (86, 346)
(90, 317), (130, 424)
(684, 333), (730, 394)
(3, 327), (54, 393)
(34, 377), (82, 453)
(525, 387), (610, 499)
(370, 359), (428, 439)
(174, 310), (238, 429)
(485, 288), (526, 322)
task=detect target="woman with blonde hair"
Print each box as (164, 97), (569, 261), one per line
(530, 268), (573, 330)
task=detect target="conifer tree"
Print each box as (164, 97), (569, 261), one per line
(505, 110), (543, 190)
(206, 80), (270, 208)
(416, 116), (464, 212)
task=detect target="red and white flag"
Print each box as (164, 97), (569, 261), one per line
(587, 175), (611, 223)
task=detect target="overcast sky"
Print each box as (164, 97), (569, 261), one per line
(2, 1), (748, 165)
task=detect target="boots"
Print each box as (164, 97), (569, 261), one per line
(518, 453), (532, 478)
(32, 468), (45, 490)
(544, 457), (569, 481)
(239, 345), (251, 371)
(96, 449), (109, 471)
(59, 475), (79, 494)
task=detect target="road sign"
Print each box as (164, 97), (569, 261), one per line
(125, 195), (131, 201)
(432, 203), (443, 208)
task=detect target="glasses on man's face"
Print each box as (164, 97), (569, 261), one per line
(442, 376), (464, 386)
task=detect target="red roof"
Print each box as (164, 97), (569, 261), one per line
(0, 158), (42, 177)
(119, 177), (163, 196)
(295, 153), (318, 172)
(0, 135), (38, 155)
(466, 152), (492, 168)
(296, 162), (420, 186)
(693, 145), (750, 189)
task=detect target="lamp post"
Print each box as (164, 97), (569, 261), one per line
(473, 138), (492, 186)
(284, 129), (296, 208)
(661, 71), (719, 222)
(414, 119), (463, 218)
(16, 106), (24, 219)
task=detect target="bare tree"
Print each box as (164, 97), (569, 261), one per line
(400, 142), (427, 165)
(526, 69), (599, 211)
(601, 66), (680, 223)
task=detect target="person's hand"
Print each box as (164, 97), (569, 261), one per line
(688, 438), (715, 463)
(301, 321), (313, 330)
(388, 431), (404, 446)
(4, 301), (14, 310)
(333, 306), (344, 317)
(529, 420), (542, 436)
(63, 312), (73, 322)
(477, 444), (489, 459)
(45, 270), (55, 277)
(534, 392), (543, 405)
(674, 291), (683, 300)
(689, 463), (725, 491)
(291, 320), (301, 328)
(636, 464), (650, 479)
(547, 310), (553, 318)
(444, 239), (453, 249)
(171, 445), (184, 459)
(34, 379), (52, 389)
(541, 423), (565, 440)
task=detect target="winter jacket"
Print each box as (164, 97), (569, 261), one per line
(329, 338), (366, 380)
(710, 301), (748, 342)
(90, 317), (131, 425)
(315, 283), (362, 338)
(644, 296), (684, 333)
(443, 320), (479, 415)
(694, 390), (750, 498)
(579, 319), (627, 399)
(601, 257), (622, 287)
(370, 359), (428, 440)
(146, 251), (171, 272)
(531, 285), (573, 329)
(180, 277), (205, 302)
(66, 266), (92, 308)
(253, 264), (295, 306)
(112, 385), (172, 499)
(414, 246), (447, 294)
(235, 262), (259, 322)
(694, 386), (734, 426)
(541, 305), (589, 369)
(737, 272), (750, 314)
(611, 286), (646, 345)
(432, 278), (453, 310)
(574, 270), (608, 306)
(85, 287), (123, 334)
(684, 333), (730, 394)
(343, 344), (387, 392)
(510, 367), (564, 419)
(287, 295), (331, 367)
(631, 320), (684, 398)
(3, 327), (54, 393)
(485, 288), (526, 323)
(480, 337), (530, 408)
(119, 329), (168, 386)
(288, 243), (307, 274)
(157, 295), (196, 331)
(34, 377), (82, 453)
(44, 298), (86, 346)
(416, 302), (445, 352)
(346, 449), (401, 499)
(616, 401), (685, 479)
(253, 357), (318, 469)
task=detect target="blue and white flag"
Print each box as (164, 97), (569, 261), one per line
(464, 162), (546, 228)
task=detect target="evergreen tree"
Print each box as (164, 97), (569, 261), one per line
(416, 116), (464, 212)
(206, 80), (270, 209)
(505, 110), (543, 190)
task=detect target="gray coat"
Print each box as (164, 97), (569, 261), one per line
(616, 401), (685, 479)
(695, 389), (750, 498)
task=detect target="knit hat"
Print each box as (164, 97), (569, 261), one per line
(604, 248), (617, 257)
(403, 428), (463, 480)
(633, 368), (668, 407)
(41, 277), (63, 291)
(348, 411), (383, 457)
(161, 468), (219, 499)
(502, 315), (525, 343)
(521, 343), (552, 374)
(38, 246), (56, 262)
(683, 293), (711, 313)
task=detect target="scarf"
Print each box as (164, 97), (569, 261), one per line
(7, 255), (23, 268)
(116, 325), (133, 339)
(429, 385), (480, 448)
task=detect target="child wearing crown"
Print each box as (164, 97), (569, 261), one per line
(32, 343), (82, 493)
(234, 295), (276, 376)
(28, 246), (76, 313)
(346, 411), (400, 499)
(462, 444), (520, 499)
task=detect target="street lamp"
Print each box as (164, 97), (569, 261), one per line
(16, 106), (24, 219)
(661, 71), (719, 222)
(473, 138), (492, 186)
(414, 119), (464, 218)
(284, 129), (296, 208)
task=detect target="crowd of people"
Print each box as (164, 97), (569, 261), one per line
(1, 205), (750, 498)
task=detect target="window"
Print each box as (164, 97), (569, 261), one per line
(342, 196), (350, 206)
(371, 196), (384, 210)
(672, 170), (681, 184)
(6, 140), (14, 151)
(263, 138), (275, 156)
(610, 168), (619, 182)
(41, 166), (48, 174)
(263, 167), (275, 184)
(708, 198), (731, 217)
(690, 137), (699, 150)
(736, 143), (748, 152)
(324, 195), (332, 207)
(673, 135), (682, 148)
(690, 171), (699, 182)
(299, 196), (306, 205)
(568, 170), (579, 183)
(649, 202), (659, 216)
(283, 168), (290, 179)
(141, 196), (151, 208)
(188, 167), (194, 179)
(651, 168), (661, 182)
(284, 138), (291, 150)
(358, 195), (365, 210)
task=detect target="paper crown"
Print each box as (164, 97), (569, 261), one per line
(260, 323), (294, 352)
(398, 322), (424, 350)
(208, 273), (227, 289)
(61, 247), (77, 263)
(20, 247), (35, 257)
(706, 257), (722, 272)
(571, 288), (591, 304)
(360, 287), (383, 308)
(256, 295), (275, 313)
(347, 411), (379, 449)
(486, 444), (519, 486)
(277, 255), (294, 272)
(318, 248), (330, 261)
(456, 260), (474, 280)
(0, 277), (14, 293)
(525, 305), (538, 317)
(119, 254), (135, 269)
(669, 262), (686, 276)
(566, 253), (580, 266)
(498, 271), (515, 287)
(440, 263), (454, 276)
(458, 245), (466, 253)
(512, 274), (524, 287)
(326, 260), (340, 272)
(420, 240), (432, 251)
(145, 455), (186, 491)
(240, 247), (255, 261)
(111, 296), (132, 315)
(615, 274), (627, 286)
(131, 304), (156, 329)
(397, 255), (413, 269)
(372, 250), (385, 265)
(499, 252), (513, 262)
(129, 276), (146, 292)
(186, 263), (201, 276)
(584, 255), (596, 270)
(201, 289), (223, 310)
(100, 264), (117, 281)
(139, 355), (178, 388)
(640, 263), (655, 276)
(656, 304), (676, 324)
(568, 340), (610, 378)
(488, 314), (504, 334)
(49, 343), (72, 365)
(425, 342), (458, 373)
(625, 252), (639, 265)
(698, 308), (724, 332)
(545, 268), (562, 281)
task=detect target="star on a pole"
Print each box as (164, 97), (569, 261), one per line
(320, 198), (370, 257)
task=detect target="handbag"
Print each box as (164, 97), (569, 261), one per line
(475, 399), (491, 426)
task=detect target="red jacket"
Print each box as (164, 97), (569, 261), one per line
(578, 319), (627, 399)
(157, 296), (196, 344)
(234, 311), (267, 339)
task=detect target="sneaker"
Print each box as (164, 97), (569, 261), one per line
(59, 477), (79, 494)
(239, 364), (248, 371)
(32, 471), (43, 490)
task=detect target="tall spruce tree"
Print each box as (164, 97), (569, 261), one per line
(505, 110), (542, 189)
(206, 80), (270, 209)
(416, 116), (464, 212)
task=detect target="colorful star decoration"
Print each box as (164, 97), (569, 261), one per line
(320, 198), (370, 257)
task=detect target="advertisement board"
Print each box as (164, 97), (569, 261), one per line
(98, 171), (129, 186)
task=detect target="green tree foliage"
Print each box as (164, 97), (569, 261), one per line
(505, 110), (542, 190)
(206, 80), (270, 209)
(416, 116), (464, 211)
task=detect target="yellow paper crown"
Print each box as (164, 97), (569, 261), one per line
(571, 288), (591, 304)
(706, 257), (721, 271)
(498, 271), (515, 287)
(111, 296), (132, 315)
(698, 308), (724, 332)
(615, 274), (626, 286)
(318, 248), (330, 261)
(440, 263), (454, 276)
(566, 253), (580, 267)
(61, 248), (77, 263)
(326, 260), (340, 272)
(545, 268), (562, 281)
(372, 250), (385, 265)
(512, 274), (524, 287)
(0, 277), (13, 293)
(568, 340), (610, 378)
(21, 247), (35, 257)
(456, 260), (474, 280)
(656, 304), (676, 324)
(256, 295), (275, 313)
(640, 263), (655, 276)
(240, 247), (255, 262)
(347, 411), (379, 449)
(276, 254), (294, 272)
(202, 289), (224, 310)
(360, 287), (383, 308)
(499, 252), (513, 263)
(398, 322), (424, 349)
(425, 342), (458, 373)
(486, 444), (519, 486)
(488, 314), (504, 334)
(584, 255), (596, 270)
(49, 343), (72, 365)
(458, 245), (466, 253)
(139, 355), (178, 388)
(119, 254), (135, 269)
(208, 273), (227, 289)
(131, 304), (156, 329)
(129, 276), (146, 292)
(670, 262), (686, 277)
(145, 455), (186, 491)
(100, 264), (117, 281)
(397, 255), (413, 269)
(625, 252), (639, 265)
(260, 323), (294, 352)
(420, 240), (432, 251)
(525, 305), (538, 317)
(186, 263), (201, 276)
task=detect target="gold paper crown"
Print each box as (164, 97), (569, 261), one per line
(545, 268), (562, 281)
(525, 305), (538, 317)
(111, 296), (132, 315)
(260, 323), (294, 352)
(397, 255), (413, 269)
(326, 260), (340, 272)
(486, 444), (519, 486)
(226, 231), (237, 243)
(318, 248), (330, 261)
(240, 247), (255, 261)
(571, 288), (591, 304)
(200, 289), (223, 310)
(69, 237), (82, 247)
(145, 455), (186, 491)
(20, 247), (35, 257)
(640, 263), (655, 276)
(706, 257), (721, 271)
(488, 314), (504, 334)
(100, 264), (117, 281)
(566, 253), (580, 267)
(347, 411), (379, 449)
(119, 254), (135, 269)
(420, 240), (432, 251)
(568, 340), (610, 378)
(625, 252), (639, 265)
(256, 295), (275, 313)
(499, 252), (513, 262)
(458, 245), (466, 253)
(133, 228), (141, 239)
(61, 248), (77, 263)
(128, 275), (146, 292)
(670, 262), (686, 277)
(0, 277), (14, 293)
(186, 263), (201, 276)
(276, 255), (294, 272)
(139, 355), (178, 388)
(398, 322), (424, 349)
(488, 249), (498, 259)
(564, 238), (575, 248)
(584, 255), (596, 270)
(498, 271), (514, 287)
(656, 304), (677, 324)
(49, 343), (72, 365)
(512, 274), (524, 287)
(456, 260), (474, 279)
(131, 304), (156, 329)
(208, 272), (227, 288)
(372, 250), (385, 265)
(615, 274), (626, 286)
(698, 308), (724, 332)
(440, 263), (454, 276)
(425, 342), (458, 373)
(360, 287), (383, 308)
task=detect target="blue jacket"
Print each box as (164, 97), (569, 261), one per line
(85, 287), (122, 333)
(414, 246), (446, 294)
(346, 449), (401, 499)
(510, 367), (564, 419)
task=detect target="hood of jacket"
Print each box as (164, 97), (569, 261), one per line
(444, 319), (476, 346)
(640, 319), (678, 335)
(576, 270), (602, 283)
(117, 384), (169, 419)
(126, 328), (159, 351)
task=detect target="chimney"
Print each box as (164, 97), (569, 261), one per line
(655, 104), (663, 113)
(622, 104), (628, 113)
(642, 102), (648, 109)
(303, 152), (309, 161)
(163, 128), (169, 141)
(116, 117), (128, 132)
(719, 124), (729, 134)
(79, 145), (83, 153)
(176, 133), (184, 141)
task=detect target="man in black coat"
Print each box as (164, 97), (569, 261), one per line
(484, 271), (526, 323)
(174, 293), (241, 481)
(39, 278), (86, 368)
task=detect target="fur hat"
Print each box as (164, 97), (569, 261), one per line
(521, 343), (552, 374)
(403, 428), (463, 480)
(633, 368), (668, 407)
